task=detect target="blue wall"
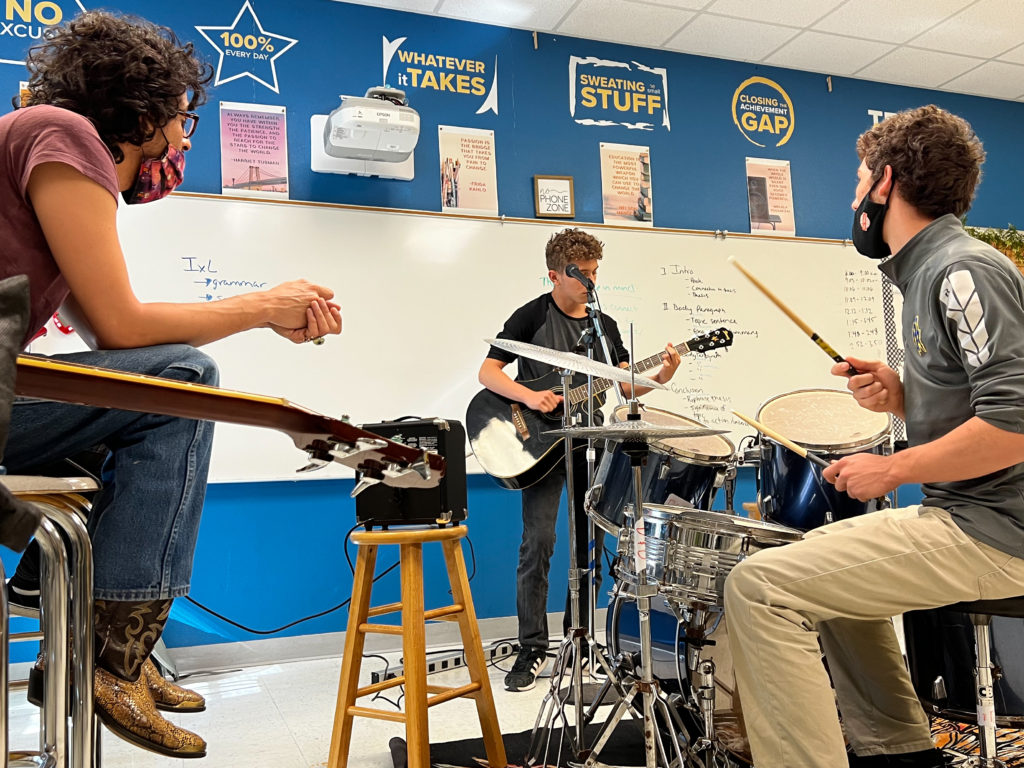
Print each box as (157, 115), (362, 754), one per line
(0, 0), (1009, 654)
(2, 1), (1021, 232)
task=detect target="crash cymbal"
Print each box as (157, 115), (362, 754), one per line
(544, 420), (728, 441)
(485, 338), (668, 391)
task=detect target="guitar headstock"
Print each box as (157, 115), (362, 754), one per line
(685, 327), (733, 354)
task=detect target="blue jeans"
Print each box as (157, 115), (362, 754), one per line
(4, 345), (218, 600)
(517, 448), (604, 651)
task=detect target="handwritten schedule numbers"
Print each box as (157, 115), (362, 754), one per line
(843, 268), (885, 358)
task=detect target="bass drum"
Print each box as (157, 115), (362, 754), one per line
(586, 406), (735, 536)
(756, 389), (891, 530)
(606, 588), (750, 764)
(905, 607), (1024, 725)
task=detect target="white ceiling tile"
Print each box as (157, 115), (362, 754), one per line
(438, 0), (578, 29)
(940, 60), (1024, 100)
(998, 43), (1024, 66)
(707, 0), (844, 28)
(813, 0), (968, 44)
(764, 31), (895, 75)
(665, 14), (801, 62)
(557, 0), (695, 48)
(338, 0), (1024, 102)
(911, 0), (1024, 58)
(337, 0), (441, 13)
(855, 46), (984, 88)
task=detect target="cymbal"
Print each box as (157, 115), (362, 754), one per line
(544, 420), (728, 441)
(485, 338), (668, 391)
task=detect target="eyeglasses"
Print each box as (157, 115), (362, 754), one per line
(177, 110), (200, 139)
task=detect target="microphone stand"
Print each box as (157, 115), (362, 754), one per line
(581, 284), (622, 674)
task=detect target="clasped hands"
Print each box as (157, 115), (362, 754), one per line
(264, 280), (343, 345)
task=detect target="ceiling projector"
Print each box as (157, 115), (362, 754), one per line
(323, 87), (420, 163)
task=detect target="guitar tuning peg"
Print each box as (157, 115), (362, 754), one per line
(349, 475), (382, 498)
(296, 447), (332, 473)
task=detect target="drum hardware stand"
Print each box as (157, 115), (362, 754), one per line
(526, 367), (627, 767)
(581, 400), (690, 768)
(667, 601), (730, 761)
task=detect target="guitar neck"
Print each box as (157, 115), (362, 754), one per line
(565, 341), (689, 406)
(14, 355), (445, 472)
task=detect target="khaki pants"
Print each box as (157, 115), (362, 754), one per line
(724, 505), (1024, 767)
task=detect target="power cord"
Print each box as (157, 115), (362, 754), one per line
(184, 559), (399, 634)
(184, 520), (477, 636)
(185, 518), (395, 635)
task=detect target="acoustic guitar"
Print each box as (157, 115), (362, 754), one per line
(465, 328), (733, 490)
(14, 355), (445, 492)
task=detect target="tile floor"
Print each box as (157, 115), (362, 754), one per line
(6, 646), (613, 767)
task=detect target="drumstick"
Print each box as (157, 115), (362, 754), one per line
(732, 410), (831, 469)
(727, 256), (859, 375)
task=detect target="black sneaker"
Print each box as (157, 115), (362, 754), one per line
(504, 648), (548, 692)
(7, 538), (41, 614)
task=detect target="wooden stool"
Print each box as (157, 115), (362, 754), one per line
(327, 526), (506, 768)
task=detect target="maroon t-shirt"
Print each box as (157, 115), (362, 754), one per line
(0, 105), (120, 345)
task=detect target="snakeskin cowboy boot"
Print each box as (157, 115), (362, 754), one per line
(93, 598), (207, 758)
(142, 657), (206, 712)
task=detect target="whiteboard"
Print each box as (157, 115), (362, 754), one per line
(46, 195), (888, 482)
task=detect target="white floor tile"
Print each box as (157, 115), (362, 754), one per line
(5, 648), (590, 768)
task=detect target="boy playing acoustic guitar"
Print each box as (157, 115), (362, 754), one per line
(477, 227), (680, 691)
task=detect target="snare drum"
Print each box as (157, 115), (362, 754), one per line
(616, 504), (802, 607)
(586, 406), (735, 535)
(756, 389), (891, 530)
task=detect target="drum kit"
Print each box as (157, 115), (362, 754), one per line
(482, 338), (820, 767)
(487, 335), (1012, 767)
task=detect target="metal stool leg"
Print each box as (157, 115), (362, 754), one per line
(37, 516), (69, 768)
(971, 614), (1003, 768)
(38, 500), (93, 768)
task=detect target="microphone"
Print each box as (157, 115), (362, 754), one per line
(565, 262), (594, 290)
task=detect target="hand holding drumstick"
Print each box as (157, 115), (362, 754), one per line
(831, 355), (905, 420)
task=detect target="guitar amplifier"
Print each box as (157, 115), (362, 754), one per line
(354, 417), (467, 528)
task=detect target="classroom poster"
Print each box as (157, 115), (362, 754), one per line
(745, 157), (795, 235)
(220, 102), (289, 199)
(438, 125), (498, 215)
(569, 55), (670, 131)
(600, 143), (652, 227)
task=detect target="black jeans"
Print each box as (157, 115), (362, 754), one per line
(516, 446), (604, 651)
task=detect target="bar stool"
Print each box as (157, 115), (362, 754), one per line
(946, 597), (1024, 768)
(327, 526), (506, 768)
(2, 476), (96, 768)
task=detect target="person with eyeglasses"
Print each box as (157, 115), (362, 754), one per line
(0, 10), (341, 759)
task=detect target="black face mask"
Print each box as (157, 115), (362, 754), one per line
(851, 178), (891, 259)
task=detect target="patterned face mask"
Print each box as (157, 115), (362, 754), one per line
(122, 131), (186, 205)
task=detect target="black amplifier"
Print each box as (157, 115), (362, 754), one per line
(354, 417), (468, 528)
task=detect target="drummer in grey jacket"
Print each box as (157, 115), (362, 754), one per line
(725, 105), (1024, 768)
